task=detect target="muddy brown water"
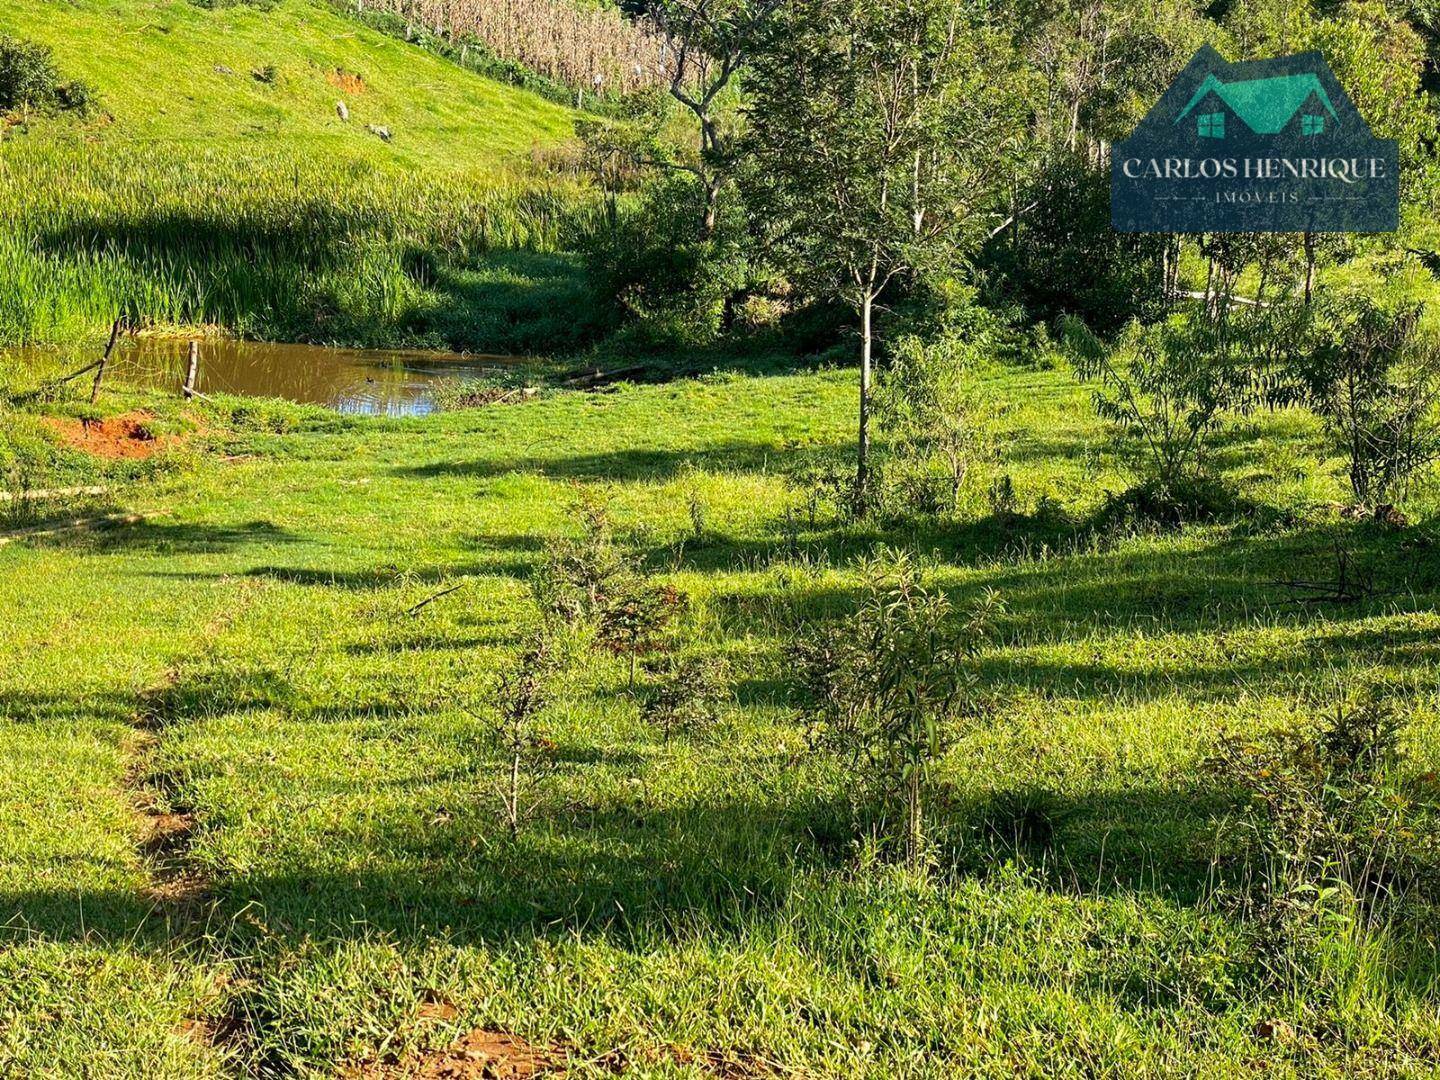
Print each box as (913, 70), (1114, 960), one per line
(16, 338), (527, 417)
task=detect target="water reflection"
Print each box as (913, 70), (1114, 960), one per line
(94, 338), (523, 416)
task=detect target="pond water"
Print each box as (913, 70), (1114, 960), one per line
(60, 338), (524, 417)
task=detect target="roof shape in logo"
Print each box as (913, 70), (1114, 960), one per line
(1174, 71), (1339, 134)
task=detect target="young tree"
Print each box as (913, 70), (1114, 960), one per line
(744, 0), (1027, 511)
(874, 300), (999, 516)
(790, 549), (999, 869)
(648, 0), (781, 237)
(1300, 296), (1440, 508)
(486, 625), (562, 840)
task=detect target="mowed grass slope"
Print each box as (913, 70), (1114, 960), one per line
(0, 0), (595, 350)
(3, 363), (1440, 1076)
(0, 0), (571, 166)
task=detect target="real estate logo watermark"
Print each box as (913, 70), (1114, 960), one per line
(1112, 45), (1398, 233)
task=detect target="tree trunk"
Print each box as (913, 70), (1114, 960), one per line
(507, 751), (521, 839)
(701, 176), (720, 238)
(905, 769), (923, 870)
(1303, 231), (1317, 304)
(856, 290), (873, 515)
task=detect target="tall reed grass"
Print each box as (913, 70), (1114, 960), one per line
(0, 138), (604, 348)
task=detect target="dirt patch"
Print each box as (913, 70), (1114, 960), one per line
(351, 1028), (784, 1079)
(43, 411), (167, 460)
(351, 1029), (566, 1079)
(328, 67), (367, 94)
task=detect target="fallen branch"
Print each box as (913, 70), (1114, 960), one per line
(562, 365), (648, 388)
(0, 512), (147, 548)
(15, 319), (126, 402)
(0, 486), (108, 503)
(404, 581), (469, 616)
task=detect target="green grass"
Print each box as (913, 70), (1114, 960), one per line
(0, 0), (601, 351)
(3, 360), (1439, 1076)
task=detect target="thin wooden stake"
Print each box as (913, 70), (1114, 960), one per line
(90, 319), (123, 405)
(183, 341), (200, 399)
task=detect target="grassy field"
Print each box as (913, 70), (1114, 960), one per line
(0, 0), (601, 351)
(3, 357), (1439, 1077)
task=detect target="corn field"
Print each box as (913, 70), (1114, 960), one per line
(365, 0), (676, 96)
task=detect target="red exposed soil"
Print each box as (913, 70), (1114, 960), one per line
(328, 68), (368, 94)
(43, 411), (167, 460)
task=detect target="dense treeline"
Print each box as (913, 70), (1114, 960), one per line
(578, 0), (1440, 514)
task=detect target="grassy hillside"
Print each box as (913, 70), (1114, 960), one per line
(0, 0), (573, 166)
(0, 0), (599, 351)
(3, 362), (1439, 1076)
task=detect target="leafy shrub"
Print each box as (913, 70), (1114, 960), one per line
(874, 306), (1000, 518)
(1298, 295), (1440, 508)
(534, 494), (688, 688)
(1061, 305), (1291, 508)
(642, 652), (729, 743)
(789, 549), (1001, 869)
(580, 175), (748, 348)
(0, 35), (97, 117)
(532, 494), (632, 624)
(1207, 689), (1437, 945)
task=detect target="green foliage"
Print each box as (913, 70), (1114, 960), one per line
(991, 154), (1170, 333)
(1298, 295), (1440, 507)
(0, 34), (96, 116)
(642, 651), (730, 743)
(1207, 688), (1436, 949)
(874, 296), (1001, 517)
(580, 174), (748, 347)
(790, 549), (1000, 868)
(1061, 305), (1303, 508)
(532, 493), (632, 623)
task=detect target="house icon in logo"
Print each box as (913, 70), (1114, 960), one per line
(1175, 72), (1340, 140)
(1112, 45), (1398, 232)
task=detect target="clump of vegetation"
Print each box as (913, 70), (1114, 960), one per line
(642, 652), (730, 744)
(535, 494), (688, 688)
(1061, 308), (1286, 521)
(874, 297), (1000, 518)
(1299, 295), (1440, 510)
(790, 549), (1001, 869)
(532, 494), (632, 623)
(0, 35), (96, 117)
(429, 376), (534, 411)
(580, 174), (750, 348)
(1207, 689), (1437, 954)
(597, 577), (686, 690)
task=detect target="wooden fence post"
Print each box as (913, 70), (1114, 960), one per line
(90, 318), (123, 405)
(183, 341), (200, 399)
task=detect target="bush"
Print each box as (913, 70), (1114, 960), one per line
(1299, 295), (1440, 508)
(1062, 307), (1274, 504)
(580, 175), (748, 348)
(874, 297), (1001, 518)
(532, 494), (632, 624)
(642, 652), (729, 744)
(1206, 688), (1437, 945)
(0, 35), (97, 117)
